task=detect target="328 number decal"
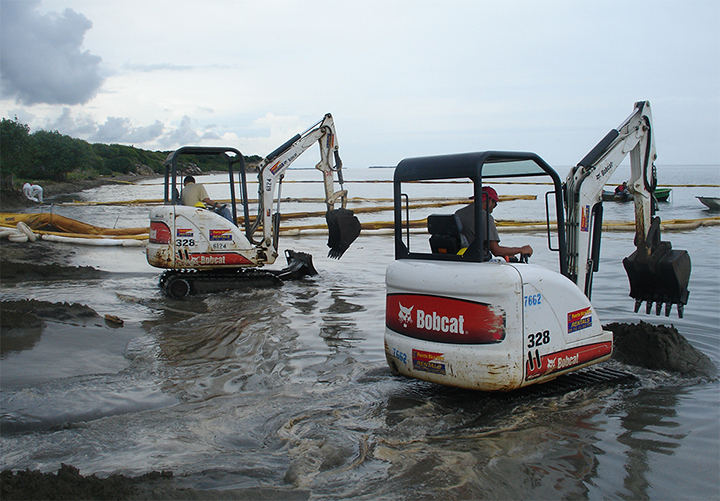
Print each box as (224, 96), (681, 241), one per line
(524, 293), (541, 307)
(527, 330), (550, 348)
(176, 238), (196, 247)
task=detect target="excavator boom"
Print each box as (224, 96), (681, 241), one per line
(254, 113), (360, 259)
(565, 101), (691, 317)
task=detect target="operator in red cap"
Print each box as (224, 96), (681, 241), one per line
(454, 186), (533, 260)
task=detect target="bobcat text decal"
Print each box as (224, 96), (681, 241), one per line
(525, 341), (612, 380)
(178, 253), (253, 266)
(386, 294), (505, 344)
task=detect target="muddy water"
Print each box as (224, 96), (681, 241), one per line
(1, 169), (719, 499)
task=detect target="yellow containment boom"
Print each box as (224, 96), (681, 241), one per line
(1, 213), (148, 237)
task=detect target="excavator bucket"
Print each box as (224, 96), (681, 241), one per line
(623, 240), (691, 318)
(275, 250), (318, 280)
(326, 208), (361, 259)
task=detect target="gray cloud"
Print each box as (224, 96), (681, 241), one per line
(0, 0), (104, 105)
(90, 116), (165, 144)
(47, 107), (97, 136)
(38, 107), (218, 150)
(159, 115), (200, 148)
(120, 62), (194, 72)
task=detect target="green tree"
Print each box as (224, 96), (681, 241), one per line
(31, 130), (98, 181)
(0, 117), (34, 177)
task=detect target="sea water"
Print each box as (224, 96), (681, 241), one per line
(1, 165), (718, 499)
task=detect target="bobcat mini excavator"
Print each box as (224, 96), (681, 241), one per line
(384, 101), (691, 391)
(147, 114), (361, 298)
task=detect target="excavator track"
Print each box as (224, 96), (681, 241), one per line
(158, 249), (317, 298)
(159, 268), (283, 298)
(493, 366), (638, 401)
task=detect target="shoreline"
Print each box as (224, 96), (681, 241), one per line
(0, 173), (160, 212)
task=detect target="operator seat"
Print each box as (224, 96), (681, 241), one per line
(428, 214), (468, 254)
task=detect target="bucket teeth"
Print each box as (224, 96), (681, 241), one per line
(634, 300), (682, 318)
(623, 244), (691, 319)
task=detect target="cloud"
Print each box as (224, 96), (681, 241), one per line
(91, 116), (165, 144)
(159, 115), (201, 148)
(34, 107), (226, 150)
(120, 62), (194, 72)
(0, 0), (104, 105)
(47, 107), (97, 136)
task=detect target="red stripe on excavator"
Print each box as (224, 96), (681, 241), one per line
(525, 341), (612, 381)
(188, 253), (253, 266)
(386, 293), (505, 344)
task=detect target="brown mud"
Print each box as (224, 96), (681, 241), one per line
(0, 464), (307, 500)
(607, 321), (717, 378)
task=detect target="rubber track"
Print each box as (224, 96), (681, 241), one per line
(160, 268), (282, 297)
(492, 366), (638, 400)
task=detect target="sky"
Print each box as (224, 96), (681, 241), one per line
(1, 0), (719, 170)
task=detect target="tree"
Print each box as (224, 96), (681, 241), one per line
(0, 117), (33, 177)
(31, 130), (97, 181)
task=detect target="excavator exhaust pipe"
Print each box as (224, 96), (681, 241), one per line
(326, 208), (362, 259)
(623, 233), (691, 318)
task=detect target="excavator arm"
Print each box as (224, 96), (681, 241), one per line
(251, 113), (361, 260)
(565, 101), (691, 317)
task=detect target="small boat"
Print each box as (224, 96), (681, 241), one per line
(697, 196), (720, 210)
(654, 188), (672, 202)
(602, 189), (632, 202)
(602, 187), (672, 202)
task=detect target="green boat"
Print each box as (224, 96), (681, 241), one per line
(654, 187), (671, 202)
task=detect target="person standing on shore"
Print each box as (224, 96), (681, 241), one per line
(22, 182), (43, 203)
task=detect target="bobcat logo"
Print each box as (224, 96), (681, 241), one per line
(398, 303), (414, 328)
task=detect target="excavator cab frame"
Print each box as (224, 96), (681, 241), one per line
(392, 151), (568, 275)
(162, 146), (250, 236)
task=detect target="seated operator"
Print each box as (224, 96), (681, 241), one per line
(180, 175), (234, 223)
(454, 186), (533, 260)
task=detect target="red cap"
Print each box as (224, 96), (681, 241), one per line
(482, 186), (499, 202)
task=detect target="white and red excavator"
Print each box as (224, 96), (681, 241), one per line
(147, 113), (361, 297)
(384, 101), (691, 391)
